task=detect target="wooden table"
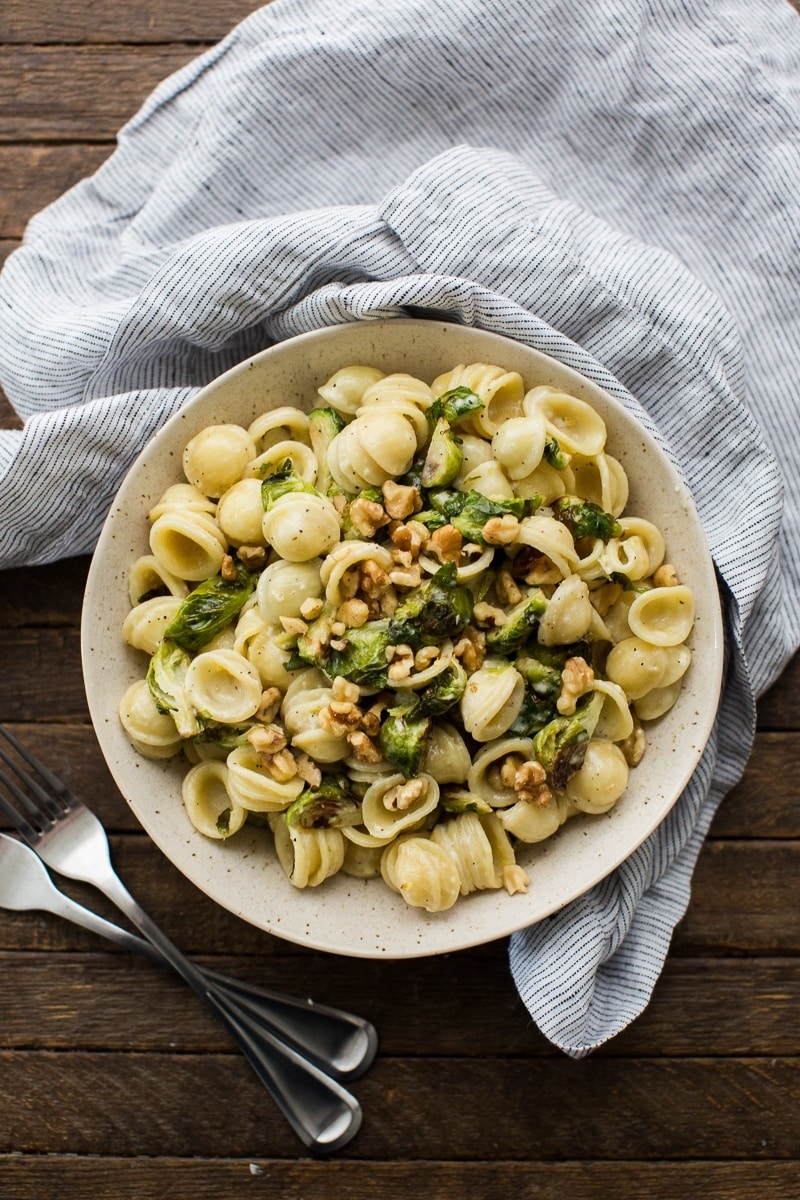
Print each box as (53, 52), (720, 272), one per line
(1, 3), (799, 1196)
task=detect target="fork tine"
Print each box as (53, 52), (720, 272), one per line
(0, 726), (74, 815)
(0, 767), (45, 840)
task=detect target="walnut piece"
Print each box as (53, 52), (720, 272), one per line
(653, 563), (679, 587)
(429, 524), (463, 563)
(472, 601), (507, 629)
(382, 480), (421, 520)
(237, 545), (267, 570)
(383, 777), (427, 811)
(453, 624), (486, 673)
(255, 688), (283, 724)
(295, 753), (322, 788)
(557, 656), (595, 715)
(494, 567), (522, 607)
(512, 760), (552, 807)
(481, 515), (520, 545)
(247, 721), (286, 755)
(348, 496), (389, 538)
(347, 730), (383, 763)
(502, 864), (530, 895)
(220, 554), (239, 581)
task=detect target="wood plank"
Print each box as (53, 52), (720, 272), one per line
(0, 144), (112, 237)
(0, 558), (91, 628)
(675, 840), (800, 953)
(1, 952), (798, 1059)
(2, 1157), (799, 1200)
(0, 2), (264, 44)
(0, 47), (202, 141)
(757, 652), (800, 730)
(710, 732), (800, 837)
(0, 630), (88, 721)
(0, 1052), (797, 1159)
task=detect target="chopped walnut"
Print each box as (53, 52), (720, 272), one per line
(621, 720), (646, 767)
(360, 559), (391, 598)
(348, 496), (389, 538)
(386, 643), (415, 682)
(472, 601), (507, 628)
(360, 694), (389, 737)
(382, 480), (421, 520)
(220, 554), (238, 581)
(331, 492), (348, 514)
(495, 567), (522, 607)
(389, 564), (422, 590)
(295, 752), (323, 788)
(429, 524), (463, 563)
(237, 545), (267, 571)
(383, 777), (427, 811)
(653, 563), (679, 587)
(347, 730), (383, 763)
(499, 753), (527, 789)
(378, 585), (399, 617)
(255, 688), (283, 724)
(331, 675), (360, 704)
(513, 760), (552, 807)
(330, 620), (347, 637)
(263, 747), (299, 782)
(557, 656), (595, 715)
(335, 599), (369, 630)
(453, 624), (486, 673)
(279, 615), (308, 637)
(482, 514), (520, 545)
(247, 721), (286, 755)
(502, 864), (530, 895)
(391, 520), (429, 559)
(319, 689), (362, 736)
(300, 596), (324, 620)
(414, 645), (440, 671)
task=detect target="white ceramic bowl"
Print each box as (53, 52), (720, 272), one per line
(82, 318), (723, 958)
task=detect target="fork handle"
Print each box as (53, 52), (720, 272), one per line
(49, 887), (375, 1080)
(94, 870), (363, 1153)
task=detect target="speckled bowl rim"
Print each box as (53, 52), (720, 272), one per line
(81, 318), (724, 959)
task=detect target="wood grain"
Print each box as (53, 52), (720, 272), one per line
(0, 1052), (798, 1159)
(0, 47), (202, 140)
(0, 2), (263, 43)
(1, 1159), (799, 1200)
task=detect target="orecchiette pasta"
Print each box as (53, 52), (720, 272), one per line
(119, 353), (697, 911)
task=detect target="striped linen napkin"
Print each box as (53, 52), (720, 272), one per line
(2, 0), (799, 1055)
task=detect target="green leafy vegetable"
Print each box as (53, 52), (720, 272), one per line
(429, 386), (485, 427)
(379, 706), (433, 777)
(533, 691), (603, 792)
(552, 495), (622, 542)
(308, 407), (346, 496)
(146, 638), (199, 737)
(543, 436), (569, 471)
(484, 588), (547, 655)
(387, 562), (473, 649)
(163, 560), (255, 653)
(259, 458), (319, 510)
(420, 416), (463, 487)
(285, 777), (362, 828)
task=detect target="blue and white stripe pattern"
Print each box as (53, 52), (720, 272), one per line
(1, 0), (799, 1055)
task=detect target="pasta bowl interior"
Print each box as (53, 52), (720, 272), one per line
(82, 319), (723, 958)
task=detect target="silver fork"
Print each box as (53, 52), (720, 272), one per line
(0, 723), (371, 1153)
